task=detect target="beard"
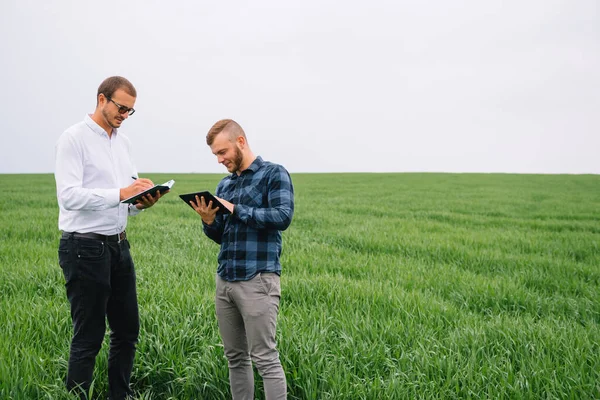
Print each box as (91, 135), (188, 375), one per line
(102, 108), (123, 129)
(228, 146), (244, 173)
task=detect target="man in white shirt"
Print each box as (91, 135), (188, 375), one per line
(55, 76), (165, 400)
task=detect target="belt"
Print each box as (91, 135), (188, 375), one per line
(62, 231), (127, 243)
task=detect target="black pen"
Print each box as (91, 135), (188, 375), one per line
(131, 176), (138, 180)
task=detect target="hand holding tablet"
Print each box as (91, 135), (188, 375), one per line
(179, 191), (231, 214)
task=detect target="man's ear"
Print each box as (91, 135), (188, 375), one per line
(236, 136), (246, 148)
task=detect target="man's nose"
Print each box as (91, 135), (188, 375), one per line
(217, 156), (224, 164)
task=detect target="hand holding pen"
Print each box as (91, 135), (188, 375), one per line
(128, 175), (166, 209)
(119, 176), (155, 201)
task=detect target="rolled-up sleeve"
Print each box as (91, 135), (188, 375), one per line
(234, 166), (294, 231)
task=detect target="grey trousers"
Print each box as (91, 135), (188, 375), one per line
(215, 273), (287, 400)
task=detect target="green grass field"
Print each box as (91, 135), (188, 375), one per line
(1, 172), (599, 399)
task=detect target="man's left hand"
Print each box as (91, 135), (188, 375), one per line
(215, 196), (234, 214)
(135, 190), (168, 209)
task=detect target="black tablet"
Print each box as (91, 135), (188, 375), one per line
(178, 191), (231, 214)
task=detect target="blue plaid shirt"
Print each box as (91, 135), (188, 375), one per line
(203, 156), (294, 281)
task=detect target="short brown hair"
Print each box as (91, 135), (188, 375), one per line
(97, 76), (137, 103)
(206, 119), (246, 146)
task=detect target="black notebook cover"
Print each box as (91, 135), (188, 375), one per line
(121, 180), (175, 204)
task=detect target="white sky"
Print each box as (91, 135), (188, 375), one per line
(0, 0), (598, 174)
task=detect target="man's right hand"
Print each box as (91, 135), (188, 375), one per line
(119, 178), (154, 201)
(190, 195), (219, 225)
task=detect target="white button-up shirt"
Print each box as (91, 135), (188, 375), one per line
(55, 115), (142, 235)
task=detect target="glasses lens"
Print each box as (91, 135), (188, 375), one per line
(117, 105), (135, 116)
(108, 97), (134, 115)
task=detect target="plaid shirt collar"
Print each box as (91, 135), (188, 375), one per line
(230, 156), (264, 179)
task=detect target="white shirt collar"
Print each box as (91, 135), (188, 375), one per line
(84, 114), (117, 137)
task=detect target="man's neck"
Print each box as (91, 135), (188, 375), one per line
(237, 152), (256, 175)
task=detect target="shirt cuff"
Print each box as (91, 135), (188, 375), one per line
(93, 188), (121, 208)
(234, 204), (250, 222)
(128, 204), (144, 216)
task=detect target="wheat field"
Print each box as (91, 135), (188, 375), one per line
(1, 173), (599, 399)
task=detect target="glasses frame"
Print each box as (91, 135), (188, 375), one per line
(105, 95), (136, 116)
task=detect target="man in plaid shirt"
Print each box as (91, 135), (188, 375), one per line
(190, 119), (294, 400)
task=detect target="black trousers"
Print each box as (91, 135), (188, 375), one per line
(58, 234), (139, 400)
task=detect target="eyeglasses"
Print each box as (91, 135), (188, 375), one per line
(106, 96), (136, 116)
